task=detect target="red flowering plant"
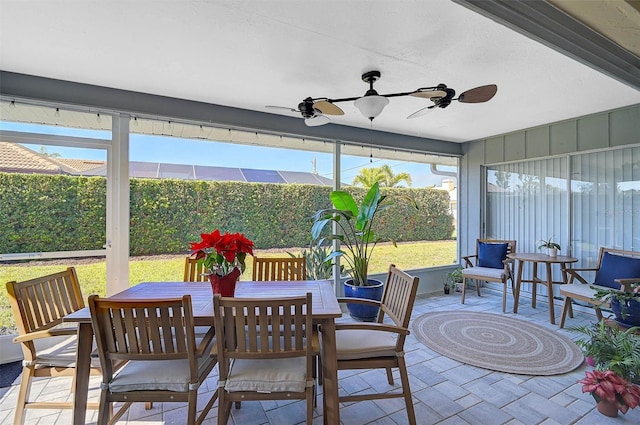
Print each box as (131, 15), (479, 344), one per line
(189, 230), (254, 277)
(579, 369), (640, 414)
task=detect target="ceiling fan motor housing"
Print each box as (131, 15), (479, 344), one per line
(298, 98), (318, 118)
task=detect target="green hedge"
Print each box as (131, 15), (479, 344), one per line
(0, 173), (454, 255)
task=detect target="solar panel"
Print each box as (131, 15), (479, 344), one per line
(241, 168), (285, 183)
(194, 165), (245, 181)
(159, 163), (195, 179)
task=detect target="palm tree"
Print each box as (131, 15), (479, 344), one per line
(352, 165), (412, 187)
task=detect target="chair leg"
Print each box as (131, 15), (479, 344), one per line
(386, 367), (394, 385)
(13, 366), (34, 425)
(475, 279), (481, 296)
(398, 357), (416, 425)
(306, 386), (314, 424)
(559, 297), (572, 329)
(97, 390), (110, 425)
(595, 306), (603, 321)
(461, 277), (467, 304)
(186, 391), (198, 425)
(502, 282), (507, 313)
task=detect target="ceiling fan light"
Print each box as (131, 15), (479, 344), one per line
(304, 114), (330, 127)
(354, 95), (389, 121)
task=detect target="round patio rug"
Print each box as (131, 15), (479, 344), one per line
(412, 311), (583, 375)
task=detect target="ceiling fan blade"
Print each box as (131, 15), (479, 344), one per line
(265, 105), (299, 113)
(304, 115), (330, 127)
(314, 100), (344, 116)
(458, 84), (497, 103)
(407, 105), (435, 119)
(409, 89), (448, 99)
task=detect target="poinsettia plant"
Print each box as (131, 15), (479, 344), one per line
(579, 369), (640, 414)
(189, 230), (254, 276)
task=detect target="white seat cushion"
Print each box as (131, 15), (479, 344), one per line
(462, 266), (505, 280)
(225, 357), (308, 393)
(335, 329), (397, 360)
(108, 339), (216, 393)
(33, 335), (101, 368)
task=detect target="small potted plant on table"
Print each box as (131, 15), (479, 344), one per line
(538, 236), (561, 258)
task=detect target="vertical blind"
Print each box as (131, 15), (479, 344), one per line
(486, 146), (640, 295)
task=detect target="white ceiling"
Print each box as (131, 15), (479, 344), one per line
(1, 0), (639, 143)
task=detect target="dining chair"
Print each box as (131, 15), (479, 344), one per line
(461, 239), (517, 312)
(184, 256), (207, 282)
(5, 267), (102, 425)
(251, 256), (306, 281)
(213, 293), (315, 425)
(330, 265), (420, 425)
(88, 294), (218, 425)
(559, 247), (640, 328)
(251, 255), (320, 383)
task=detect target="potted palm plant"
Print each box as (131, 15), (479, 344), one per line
(311, 182), (418, 320)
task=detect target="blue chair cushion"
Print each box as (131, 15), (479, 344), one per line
(594, 252), (640, 289)
(477, 242), (509, 269)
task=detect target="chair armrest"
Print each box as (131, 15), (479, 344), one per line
(13, 328), (77, 343)
(336, 297), (382, 308)
(563, 268), (592, 285)
(334, 322), (410, 336)
(194, 326), (216, 358)
(462, 255), (477, 268)
(615, 278), (640, 293)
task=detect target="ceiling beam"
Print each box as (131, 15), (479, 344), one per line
(0, 71), (462, 157)
(453, 0), (640, 90)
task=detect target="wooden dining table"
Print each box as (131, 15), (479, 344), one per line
(63, 280), (343, 425)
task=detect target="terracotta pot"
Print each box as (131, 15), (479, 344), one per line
(208, 267), (241, 297)
(596, 400), (619, 418)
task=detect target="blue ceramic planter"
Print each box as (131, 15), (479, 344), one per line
(611, 297), (640, 328)
(343, 279), (384, 321)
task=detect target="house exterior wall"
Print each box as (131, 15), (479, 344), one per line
(459, 103), (640, 260)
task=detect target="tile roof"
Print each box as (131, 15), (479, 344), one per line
(0, 142), (69, 174)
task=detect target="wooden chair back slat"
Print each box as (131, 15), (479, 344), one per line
(252, 257), (307, 281)
(183, 257), (207, 282)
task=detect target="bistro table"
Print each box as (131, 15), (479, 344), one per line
(509, 252), (578, 324)
(63, 280), (343, 425)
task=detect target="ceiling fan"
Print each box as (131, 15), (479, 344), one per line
(266, 70), (497, 126)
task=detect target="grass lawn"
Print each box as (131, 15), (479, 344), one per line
(0, 240), (456, 331)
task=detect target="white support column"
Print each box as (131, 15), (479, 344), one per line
(332, 142), (341, 295)
(106, 114), (130, 296)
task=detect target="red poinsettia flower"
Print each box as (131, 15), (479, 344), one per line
(189, 230), (254, 276)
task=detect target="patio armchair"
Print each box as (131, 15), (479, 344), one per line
(213, 293), (315, 425)
(6, 267), (102, 425)
(329, 265), (420, 425)
(559, 247), (640, 328)
(88, 294), (218, 425)
(461, 239), (517, 312)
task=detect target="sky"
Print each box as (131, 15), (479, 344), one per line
(2, 121), (455, 188)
